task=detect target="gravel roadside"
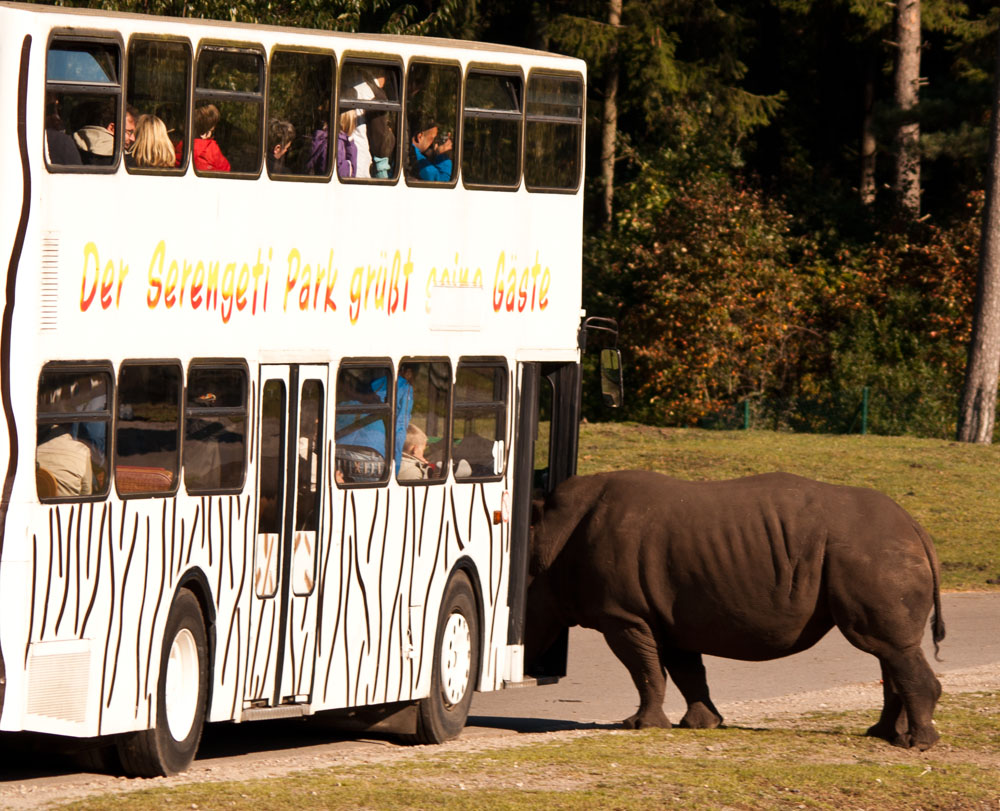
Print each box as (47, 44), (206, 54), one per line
(1, 662), (996, 810)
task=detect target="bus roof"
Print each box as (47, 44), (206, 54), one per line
(0, 1), (585, 66)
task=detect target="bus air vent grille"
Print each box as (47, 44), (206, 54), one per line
(40, 233), (60, 332)
(27, 646), (90, 723)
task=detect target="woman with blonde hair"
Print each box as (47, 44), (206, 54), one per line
(130, 114), (176, 168)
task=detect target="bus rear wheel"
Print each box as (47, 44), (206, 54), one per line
(117, 588), (209, 777)
(412, 571), (480, 744)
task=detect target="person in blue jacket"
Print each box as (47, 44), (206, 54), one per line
(409, 118), (453, 182)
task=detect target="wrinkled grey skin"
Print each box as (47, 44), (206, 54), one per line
(526, 471), (945, 750)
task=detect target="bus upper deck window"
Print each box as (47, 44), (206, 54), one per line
(337, 59), (402, 182)
(335, 363), (393, 486)
(184, 363), (248, 494)
(193, 45), (265, 175)
(36, 365), (113, 501)
(115, 362), (182, 498)
(404, 62), (460, 185)
(525, 73), (583, 192)
(461, 70), (522, 189)
(45, 39), (122, 170)
(126, 38), (191, 173)
(267, 50), (334, 178)
(452, 361), (507, 480)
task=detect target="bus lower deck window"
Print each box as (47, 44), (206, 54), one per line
(115, 362), (182, 497)
(36, 365), (113, 500)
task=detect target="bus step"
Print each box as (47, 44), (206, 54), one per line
(241, 704), (311, 722)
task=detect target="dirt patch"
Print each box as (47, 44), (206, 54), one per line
(1, 663), (997, 810)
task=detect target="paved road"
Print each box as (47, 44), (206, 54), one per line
(0, 592), (996, 797)
(469, 591), (1000, 733)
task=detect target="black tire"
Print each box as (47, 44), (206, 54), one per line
(117, 589), (209, 777)
(411, 571), (480, 744)
(73, 741), (121, 774)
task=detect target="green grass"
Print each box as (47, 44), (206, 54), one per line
(59, 692), (1000, 810)
(575, 424), (1000, 591)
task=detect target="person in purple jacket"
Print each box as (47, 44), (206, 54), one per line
(337, 109), (358, 178)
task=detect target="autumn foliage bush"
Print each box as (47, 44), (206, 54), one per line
(586, 157), (981, 438)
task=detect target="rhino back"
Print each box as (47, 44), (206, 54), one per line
(548, 471), (921, 660)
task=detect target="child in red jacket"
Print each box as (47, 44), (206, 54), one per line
(191, 103), (230, 172)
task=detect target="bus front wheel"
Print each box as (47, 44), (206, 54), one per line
(118, 588), (209, 777)
(412, 571), (480, 744)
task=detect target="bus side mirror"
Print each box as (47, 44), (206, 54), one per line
(600, 348), (623, 408)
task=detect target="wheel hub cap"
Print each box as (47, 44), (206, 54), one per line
(440, 612), (471, 707)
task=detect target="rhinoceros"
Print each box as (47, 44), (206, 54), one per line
(525, 471), (945, 750)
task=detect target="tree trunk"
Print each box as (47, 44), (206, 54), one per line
(957, 29), (1000, 444)
(601, 0), (621, 230)
(893, 0), (921, 216)
(860, 56), (876, 205)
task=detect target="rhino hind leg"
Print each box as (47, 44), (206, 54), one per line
(865, 661), (909, 742)
(601, 620), (672, 729)
(865, 648), (941, 750)
(663, 649), (724, 729)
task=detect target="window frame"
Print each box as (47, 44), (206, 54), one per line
(523, 69), (585, 194)
(335, 53), (404, 186)
(35, 360), (115, 504)
(266, 45), (337, 183)
(334, 358), (395, 489)
(114, 358), (183, 500)
(44, 30), (125, 175)
(460, 64), (524, 192)
(125, 34), (192, 177)
(183, 358), (250, 496)
(403, 58), (462, 189)
(452, 357), (508, 482)
(192, 41), (267, 179)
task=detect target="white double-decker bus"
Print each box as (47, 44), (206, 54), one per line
(0, 1), (609, 776)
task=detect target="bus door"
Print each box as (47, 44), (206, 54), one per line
(246, 364), (328, 710)
(508, 361), (580, 681)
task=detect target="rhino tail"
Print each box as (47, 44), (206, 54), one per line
(529, 475), (605, 576)
(913, 519), (945, 661)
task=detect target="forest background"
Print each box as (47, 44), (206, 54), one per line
(37, 0), (1000, 439)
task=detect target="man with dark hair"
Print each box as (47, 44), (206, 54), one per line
(266, 118), (295, 175)
(73, 99), (119, 166)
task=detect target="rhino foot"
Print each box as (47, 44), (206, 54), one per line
(865, 720), (899, 742)
(678, 703), (723, 730)
(623, 709), (672, 730)
(890, 728), (939, 751)
(868, 721), (939, 751)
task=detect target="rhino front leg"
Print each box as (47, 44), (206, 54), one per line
(602, 620), (671, 729)
(663, 649), (724, 729)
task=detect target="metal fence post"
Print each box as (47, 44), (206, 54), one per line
(861, 387), (869, 435)
(743, 400), (750, 430)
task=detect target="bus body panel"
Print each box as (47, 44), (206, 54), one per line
(0, 0), (585, 743)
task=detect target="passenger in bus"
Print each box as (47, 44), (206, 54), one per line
(73, 100), (119, 166)
(337, 109), (357, 178)
(44, 99), (81, 165)
(36, 425), (94, 498)
(351, 68), (396, 179)
(398, 424), (432, 481)
(409, 117), (453, 182)
(191, 103), (231, 172)
(128, 114), (176, 169)
(123, 105), (138, 156)
(305, 99), (331, 175)
(267, 118), (296, 175)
